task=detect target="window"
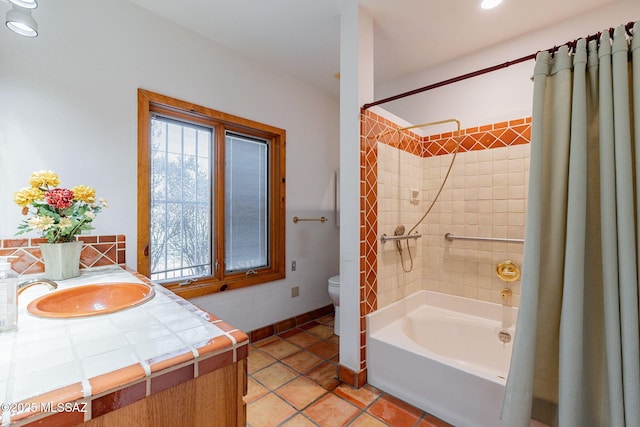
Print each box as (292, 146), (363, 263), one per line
(137, 89), (286, 298)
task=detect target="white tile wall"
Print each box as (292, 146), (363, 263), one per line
(377, 142), (530, 308)
(377, 143), (423, 308)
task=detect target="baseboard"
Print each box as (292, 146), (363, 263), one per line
(247, 304), (334, 343)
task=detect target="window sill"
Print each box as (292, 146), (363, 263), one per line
(163, 271), (286, 299)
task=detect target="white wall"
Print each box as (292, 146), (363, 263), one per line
(376, 1), (640, 129)
(0, 0), (339, 332)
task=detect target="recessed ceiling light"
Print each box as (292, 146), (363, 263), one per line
(8, 0), (38, 9)
(5, 5), (38, 37)
(481, 0), (503, 9)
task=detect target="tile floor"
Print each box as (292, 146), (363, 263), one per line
(246, 314), (452, 427)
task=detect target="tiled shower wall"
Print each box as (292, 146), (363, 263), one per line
(377, 143), (424, 307)
(366, 111), (531, 310)
(421, 143), (529, 307)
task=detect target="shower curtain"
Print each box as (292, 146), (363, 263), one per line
(502, 23), (640, 427)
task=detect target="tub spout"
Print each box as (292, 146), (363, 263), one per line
(17, 279), (58, 296)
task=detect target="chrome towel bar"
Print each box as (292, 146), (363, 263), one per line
(444, 232), (524, 244)
(293, 216), (327, 224)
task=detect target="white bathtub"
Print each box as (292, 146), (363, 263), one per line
(366, 290), (517, 427)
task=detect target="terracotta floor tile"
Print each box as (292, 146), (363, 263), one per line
(247, 393), (297, 427)
(306, 324), (334, 339)
(282, 350), (323, 374)
(349, 412), (388, 427)
(367, 394), (423, 427)
(246, 314), (431, 427)
(275, 376), (327, 410)
(260, 339), (303, 359)
(252, 362), (299, 390)
(279, 413), (318, 427)
(303, 393), (360, 427)
(279, 328), (303, 339)
(253, 336), (281, 348)
(306, 362), (340, 390)
(333, 384), (381, 409)
(248, 350), (277, 374)
(307, 340), (339, 359)
(245, 377), (269, 403)
(316, 315), (335, 326)
(285, 331), (322, 348)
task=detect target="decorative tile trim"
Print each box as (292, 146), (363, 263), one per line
(423, 117), (531, 157)
(359, 110), (532, 378)
(0, 235), (126, 275)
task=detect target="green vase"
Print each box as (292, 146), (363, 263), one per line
(39, 241), (83, 280)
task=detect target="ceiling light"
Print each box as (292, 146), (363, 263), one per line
(481, 0), (503, 9)
(5, 5), (38, 37)
(8, 0), (38, 9)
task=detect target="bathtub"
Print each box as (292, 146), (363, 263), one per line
(366, 290), (517, 427)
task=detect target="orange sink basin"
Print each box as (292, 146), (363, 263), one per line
(27, 282), (155, 318)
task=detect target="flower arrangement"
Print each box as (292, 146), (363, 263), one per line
(14, 170), (108, 243)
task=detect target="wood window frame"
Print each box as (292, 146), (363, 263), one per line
(137, 89), (286, 298)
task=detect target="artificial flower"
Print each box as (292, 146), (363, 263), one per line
(29, 170), (60, 189)
(71, 185), (96, 204)
(15, 171), (108, 243)
(13, 187), (44, 207)
(45, 188), (74, 210)
(27, 215), (55, 231)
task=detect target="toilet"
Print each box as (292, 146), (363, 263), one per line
(328, 275), (340, 336)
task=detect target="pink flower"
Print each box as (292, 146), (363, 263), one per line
(45, 188), (74, 210)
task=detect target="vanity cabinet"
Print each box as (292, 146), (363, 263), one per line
(81, 359), (246, 427)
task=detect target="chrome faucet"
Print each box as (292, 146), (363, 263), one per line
(17, 278), (58, 296)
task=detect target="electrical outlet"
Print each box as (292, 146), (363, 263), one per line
(291, 286), (299, 298)
(291, 260), (296, 271)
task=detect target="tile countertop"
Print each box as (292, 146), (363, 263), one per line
(0, 266), (248, 426)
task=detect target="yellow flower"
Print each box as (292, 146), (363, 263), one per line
(29, 170), (60, 189)
(58, 217), (73, 230)
(13, 187), (45, 207)
(27, 215), (55, 230)
(72, 185), (96, 203)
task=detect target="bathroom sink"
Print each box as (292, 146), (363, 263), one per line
(27, 282), (155, 318)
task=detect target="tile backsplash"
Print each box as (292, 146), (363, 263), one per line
(0, 235), (126, 275)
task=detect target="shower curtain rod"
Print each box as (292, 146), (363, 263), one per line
(362, 21), (635, 110)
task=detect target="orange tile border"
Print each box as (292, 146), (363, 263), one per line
(148, 349), (195, 373)
(10, 383), (84, 422)
(193, 334), (234, 357)
(88, 364), (147, 396)
(150, 364), (195, 394)
(198, 350), (234, 376)
(91, 381), (146, 418)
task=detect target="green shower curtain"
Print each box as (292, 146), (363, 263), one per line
(501, 22), (640, 427)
